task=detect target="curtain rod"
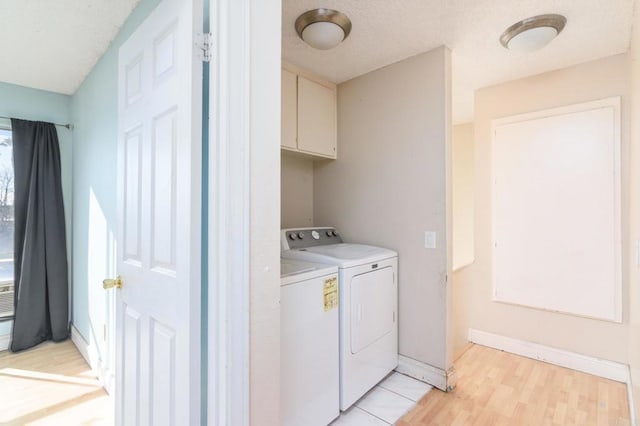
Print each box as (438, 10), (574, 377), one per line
(0, 116), (73, 130)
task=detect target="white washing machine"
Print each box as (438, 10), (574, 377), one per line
(280, 258), (340, 426)
(281, 228), (398, 411)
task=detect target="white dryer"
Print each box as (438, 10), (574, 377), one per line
(281, 227), (398, 410)
(280, 258), (340, 426)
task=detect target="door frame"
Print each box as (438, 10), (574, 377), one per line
(207, 0), (282, 425)
(207, 0), (251, 425)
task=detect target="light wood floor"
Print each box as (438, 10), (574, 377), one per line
(0, 340), (112, 425)
(0, 340), (631, 425)
(398, 344), (630, 426)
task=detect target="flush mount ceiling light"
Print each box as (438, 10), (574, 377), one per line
(295, 8), (352, 50)
(500, 14), (567, 52)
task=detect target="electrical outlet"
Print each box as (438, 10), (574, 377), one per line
(425, 231), (437, 249)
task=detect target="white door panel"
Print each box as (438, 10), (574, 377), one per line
(116, 0), (201, 423)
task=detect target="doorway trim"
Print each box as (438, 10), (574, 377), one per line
(208, 0), (282, 424)
(207, 0), (251, 424)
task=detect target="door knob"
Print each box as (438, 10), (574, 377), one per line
(103, 276), (123, 289)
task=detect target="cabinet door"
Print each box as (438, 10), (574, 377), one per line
(281, 69), (298, 150)
(298, 76), (337, 158)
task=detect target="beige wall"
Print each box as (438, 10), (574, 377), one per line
(454, 53), (631, 362)
(452, 123), (474, 353)
(314, 47), (454, 371)
(629, 5), (640, 416)
(452, 123), (474, 271)
(281, 153), (314, 228)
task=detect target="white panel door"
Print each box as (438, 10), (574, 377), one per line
(116, 0), (201, 424)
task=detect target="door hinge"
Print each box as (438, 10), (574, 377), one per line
(196, 32), (213, 63)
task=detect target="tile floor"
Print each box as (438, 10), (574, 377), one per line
(332, 372), (433, 425)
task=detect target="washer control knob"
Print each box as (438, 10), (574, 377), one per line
(311, 230), (320, 240)
(332, 231), (338, 237)
(289, 233), (296, 240)
(297, 232), (305, 239)
(326, 231), (332, 237)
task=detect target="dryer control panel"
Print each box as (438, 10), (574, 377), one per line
(281, 227), (343, 250)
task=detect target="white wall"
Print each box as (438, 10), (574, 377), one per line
(452, 123), (474, 271)
(314, 47), (454, 371)
(281, 153), (314, 228)
(249, 0), (281, 424)
(454, 53), (631, 362)
(628, 3), (640, 416)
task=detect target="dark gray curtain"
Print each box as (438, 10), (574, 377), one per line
(10, 118), (69, 352)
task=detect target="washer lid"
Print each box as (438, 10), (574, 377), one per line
(280, 258), (338, 286)
(282, 243), (397, 269)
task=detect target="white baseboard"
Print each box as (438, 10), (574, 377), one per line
(396, 355), (457, 392)
(468, 328), (629, 383)
(627, 375), (638, 426)
(70, 324), (114, 395)
(0, 333), (9, 351)
(70, 324), (92, 366)
(629, 367), (640, 426)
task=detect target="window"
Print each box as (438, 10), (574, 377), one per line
(0, 127), (13, 319)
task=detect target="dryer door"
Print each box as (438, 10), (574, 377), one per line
(350, 266), (395, 354)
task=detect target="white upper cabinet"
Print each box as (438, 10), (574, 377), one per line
(281, 64), (337, 159)
(281, 69), (298, 150)
(298, 77), (337, 158)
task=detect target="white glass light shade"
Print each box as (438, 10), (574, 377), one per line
(500, 14), (566, 53)
(301, 22), (345, 50)
(507, 26), (559, 52)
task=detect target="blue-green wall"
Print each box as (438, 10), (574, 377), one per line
(70, 0), (161, 343)
(0, 82), (71, 124)
(0, 83), (72, 338)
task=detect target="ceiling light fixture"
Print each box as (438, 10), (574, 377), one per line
(500, 14), (566, 52)
(295, 8), (352, 50)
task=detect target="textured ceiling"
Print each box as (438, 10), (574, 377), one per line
(283, 0), (636, 123)
(0, 0), (140, 95)
(0, 0), (633, 118)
